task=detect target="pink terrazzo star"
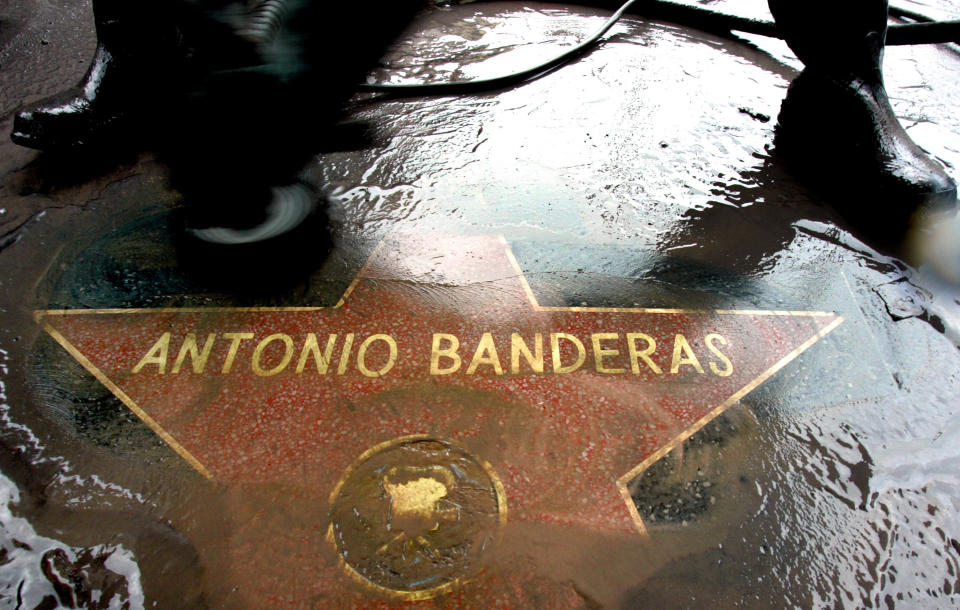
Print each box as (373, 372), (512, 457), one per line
(37, 234), (842, 605)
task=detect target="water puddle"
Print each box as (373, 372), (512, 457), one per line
(1, 1), (959, 606)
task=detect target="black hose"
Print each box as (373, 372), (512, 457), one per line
(359, 0), (959, 96)
(888, 20), (960, 45)
(572, 0), (960, 45)
(889, 4), (934, 23)
(358, 0), (646, 94)
(574, 0), (777, 37)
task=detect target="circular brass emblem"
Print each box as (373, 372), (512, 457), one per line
(328, 435), (507, 599)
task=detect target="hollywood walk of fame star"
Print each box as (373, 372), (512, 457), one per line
(36, 234), (842, 602)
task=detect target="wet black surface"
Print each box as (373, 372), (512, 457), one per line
(2, 0), (960, 606)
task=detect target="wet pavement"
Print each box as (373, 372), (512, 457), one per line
(2, 1), (960, 607)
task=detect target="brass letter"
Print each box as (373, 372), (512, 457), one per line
(132, 332), (171, 374)
(705, 333), (733, 377)
(430, 334), (461, 375)
(670, 334), (704, 374)
(511, 333), (544, 374)
(337, 333), (355, 375)
(591, 333), (625, 374)
(296, 333), (337, 374)
(252, 334), (294, 376)
(551, 333), (586, 374)
(467, 333), (503, 375)
(626, 333), (662, 374)
(221, 332), (254, 373)
(171, 333), (217, 374)
(357, 334), (398, 378)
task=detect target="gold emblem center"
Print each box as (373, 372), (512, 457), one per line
(328, 436), (507, 600)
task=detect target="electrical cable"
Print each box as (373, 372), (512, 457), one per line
(359, 0), (960, 95)
(358, 0), (647, 94)
(887, 19), (960, 45)
(886, 4), (960, 48)
(889, 4), (934, 23)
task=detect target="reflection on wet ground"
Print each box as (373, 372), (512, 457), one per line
(2, 0), (960, 606)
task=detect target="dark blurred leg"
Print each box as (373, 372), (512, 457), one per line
(166, 0), (422, 244)
(769, 0), (957, 241)
(11, 0), (421, 247)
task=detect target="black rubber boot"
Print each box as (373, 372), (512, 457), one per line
(10, 0), (186, 150)
(769, 0), (957, 241)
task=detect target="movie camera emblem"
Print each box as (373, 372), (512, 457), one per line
(327, 435), (507, 599)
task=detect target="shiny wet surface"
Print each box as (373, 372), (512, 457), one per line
(2, 1), (960, 607)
